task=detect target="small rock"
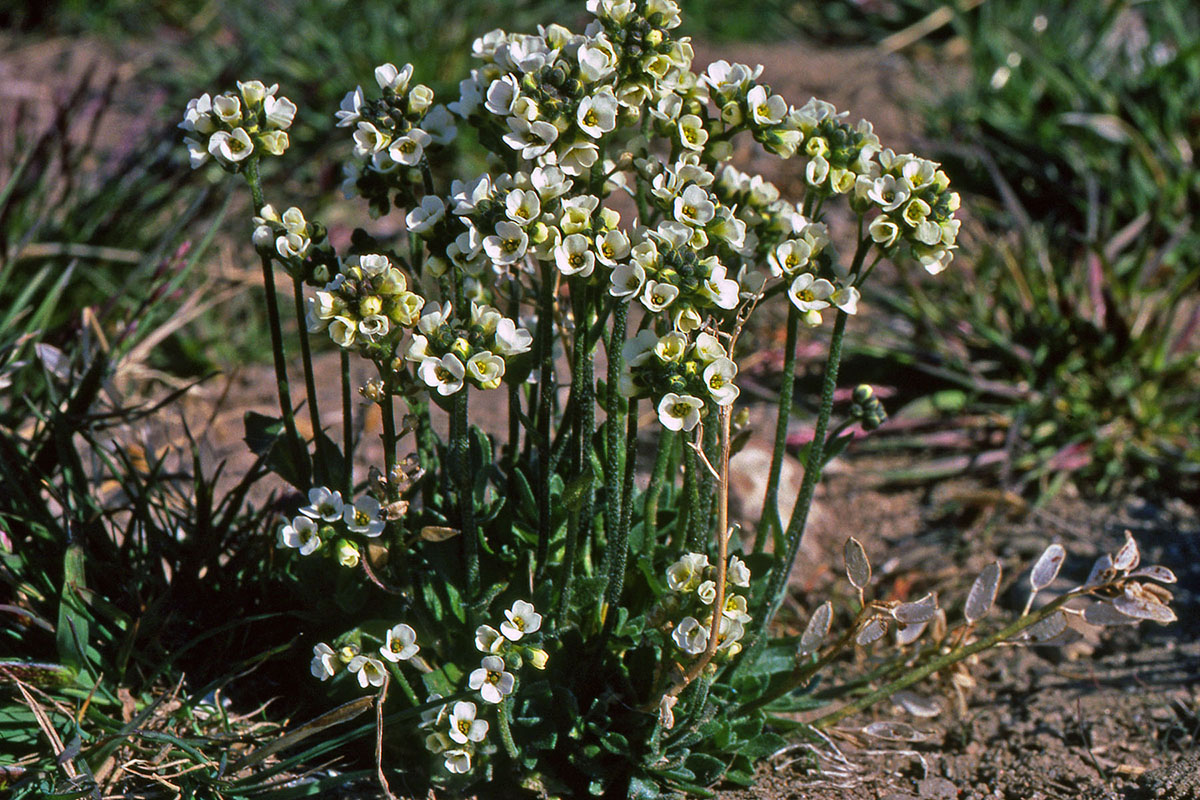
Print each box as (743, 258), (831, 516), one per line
(919, 776), (958, 799)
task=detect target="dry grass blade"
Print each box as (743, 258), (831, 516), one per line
(13, 679), (78, 780)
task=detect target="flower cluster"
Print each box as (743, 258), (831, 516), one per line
(857, 149), (961, 275)
(622, 329), (738, 431)
(663, 553), (752, 659)
(310, 621), (420, 691)
(252, 204), (337, 285)
(277, 486), (387, 567)
(306, 254), (426, 353)
(180, 80), (296, 170)
(337, 63), (456, 214)
(405, 301), (533, 395)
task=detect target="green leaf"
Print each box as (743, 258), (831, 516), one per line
(563, 461), (596, 510)
(56, 543), (89, 672)
(627, 775), (661, 799)
(686, 752), (727, 783)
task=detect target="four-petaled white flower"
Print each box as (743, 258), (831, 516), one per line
(728, 555), (752, 588)
(469, 655), (515, 704)
(667, 552), (709, 592)
(657, 392), (703, 432)
(311, 643), (338, 680)
(300, 486), (344, 521)
(703, 358), (740, 406)
(787, 273), (835, 314)
(483, 220), (530, 265)
(466, 351), (505, 390)
(444, 748), (472, 774)
(475, 624), (505, 653)
(347, 655), (387, 688)
(343, 496), (385, 537)
(500, 600), (542, 641)
(208, 128), (254, 163)
(419, 353), (466, 396)
(577, 90), (618, 139)
(672, 616), (708, 655)
(555, 234), (595, 277)
(673, 184), (715, 228)
(381, 623), (420, 662)
(493, 319), (533, 356)
(279, 515), (321, 555)
(448, 701), (489, 745)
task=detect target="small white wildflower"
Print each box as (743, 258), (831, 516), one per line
(493, 319), (533, 356)
(448, 701), (488, 744)
(577, 90), (619, 138)
(343, 496), (386, 537)
(667, 553), (709, 592)
(483, 220), (530, 265)
(554, 233), (596, 277)
(703, 358), (740, 406)
(311, 643), (338, 680)
(475, 624), (505, 653)
(375, 62), (414, 93)
(787, 273), (835, 314)
(696, 580), (717, 605)
(640, 280), (679, 313)
(466, 351), (505, 390)
(672, 616), (708, 655)
(335, 86), (365, 127)
(263, 95), (297, 129)
(347, 655), (387, 688)
(609, 263), (646, 298)
(468, 655), (515, 704)
(500, 600), (542, 642)
(728, 555), (752, 588)
(278, 516), (321, 555)
(657, 393), (703, 432)
(444, 748), (472, 773)
(300, 486), (344, 522)
(419, 354), (466, 396)
(381, 623), (420, 662)
(406, 195), (446, 234)
(208, 128), (254, 164)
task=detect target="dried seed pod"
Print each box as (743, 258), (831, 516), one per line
(862, 720), (932, 742)
(1128, 565), (1176, 584)
(892, 690), (941, 718)
(844, 537), (872, 590)
(893, 593), (938, 624)
(1113, 531), (1140, 572)
(1085, 554), (1115, 588)
(1030, 543), (1066, 592)
(1113, 586), (1177, 624)
(798, 601), (832, 657)
(1083, 601), (1141, 626)
(420, 525), (460, 542)
(855, 616), (889, 645)
(965, 562), (1001, 623)
(1024, 610), (1068, 642)
(896, 620), (928, 646)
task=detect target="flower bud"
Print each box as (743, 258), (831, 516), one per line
(524, 647), (549, 670)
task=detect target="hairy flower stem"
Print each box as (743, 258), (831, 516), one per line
(340, 350), (353, 494)
(600, 403), (638, 638)
(683, 441), (703, 551)
(754, 304), (800, 555)
(497, 699), (520, 760)
(643, 430), (675, 566)
(380, 370), (398, 499)
(386, 662), (419, 706)
(244, 158), (307, 488)
(291, 275), (324, 483)
(451, 390), (479, 598)
(534, 263), (556, 579)
(603, 301), (629, 570)
(811, 590), (1082, 730)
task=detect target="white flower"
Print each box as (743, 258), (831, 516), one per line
(375, 62), (414, 93)
(622, 329), (659, 367)
(408, 84), (434, 115)
(418, 301), (454, 335)
(504, 188), (541, 225)
(335, 86), (365, 127)
(381, 623), (420, 662)
(212, 93), (242, 124)
(657, 393), (703, 432)
(769, 239), (812, 277)
(275, 232), (308, 260)
(475, 625), (505, 653)
(831, 286), (860, 315)
(336, 539), (361, 568)
(703, 358), (740, 406)
(485, 75), (520, 117)
(554, 233), (595, 277)
(576, 89), (618, 138)
(640, 280), (679, 313)
(654, 331), (688, 363)
(493, 319), (533, 356)
(728, 555), (752, 588)
(353, 121), (389, 157)
(672, 616), (708, 655)
(578, 35), (618, 81)
(468, 655), (515, 704)
(869, 215), (901, 248)
(702, 60), (760, 96)
(263, 95), (297, 129)
(311, 643), (338, 680)
(419, 354), (466, 396)
(531, 165), (572, 200)
(716, 615), (745, 651)
(609, 263), (646, 298)
(677, 114), (708, 151)
(673, 185), (715, 228)
(483, 220), (529, 265)
(666, 553), (709, 592)
(466, 351), (505, 390)
(347, 655), (387, 688)
(557, 140), (600, 177)
(746, 85), (787, 126)
(500, 600), (542, 641)
(723, 593), (752, 623)
(279, 515), (321, 555)
(692, 332), (726, 362)
(502, 117), (558, 159)
(300, 486), (344, 521)
(700, 265), (740, 310)
(448, 701), (488, 744)
(696, 580), (717, 605)
(184, 138), (210, 169)
(406, 195), (446, 234)
(343, 496), (386, 537)
(179, 93), (215, 134)
(444, 749), (472, 773)
(388, 128), (431, 166)
(208, 128), (254, 163)
(787, 273), (835, 314)
(328, 316), (357, 348)
(595, 229), (630, 266)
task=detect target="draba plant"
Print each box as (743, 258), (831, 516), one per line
(174, 1), (1173, 797)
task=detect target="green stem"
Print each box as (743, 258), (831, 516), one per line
(601, 403), (638, 631)
(811, 591), (1082, 729)
(643, 429), (675, 566)
(386, 662), (420, 707)
(603, 301), (630, 570)
(452, 389), (479, 598)
(683, 437), (703, 551)
(292, 275), (323, 484)
(380, 369), (398, 499)
(244, 158), (308, 489)
(535, 263), (556, 579)
(341, 350), (353, 495)
(496, 699), (519, 760)
(754, 303), (800, 555)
